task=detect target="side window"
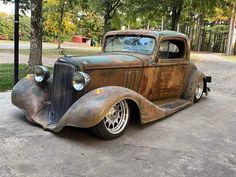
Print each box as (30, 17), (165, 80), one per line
(159, 39), (185, 59)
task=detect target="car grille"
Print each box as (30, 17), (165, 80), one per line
(49, 62), (76, 124)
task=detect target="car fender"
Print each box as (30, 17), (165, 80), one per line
(11, 75), (53, 123)
(182, 70), (206, 102)
(54, 86), (168, 131)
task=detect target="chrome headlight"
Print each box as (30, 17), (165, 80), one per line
(34, 65), (50, 83)
(72, 72), (91, 91)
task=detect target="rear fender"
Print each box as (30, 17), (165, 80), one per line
(55, 86), (168, 130)
(182, 70), (206, 102)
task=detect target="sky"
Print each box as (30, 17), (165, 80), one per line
(0, 1), (14, 14)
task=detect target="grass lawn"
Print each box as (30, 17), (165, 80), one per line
(219, 54), (236, 62)
(0, 63), (53, 92)
(190, 53), (200, 62)
(0, 64), (28, 92)
(0, 48), (101, 58)
(0, 40), (28, 44)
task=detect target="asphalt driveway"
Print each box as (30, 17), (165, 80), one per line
(0, 53), (236, 177)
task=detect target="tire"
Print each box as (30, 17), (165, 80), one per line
(92, 100), (130, 140)
(193, 78), (204, 103)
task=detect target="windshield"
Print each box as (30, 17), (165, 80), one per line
(104, 35), (155, 55)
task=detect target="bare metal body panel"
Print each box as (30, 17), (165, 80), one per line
(11, 30), (210, 132)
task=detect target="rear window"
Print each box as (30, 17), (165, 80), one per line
(159, 40), (185, 59)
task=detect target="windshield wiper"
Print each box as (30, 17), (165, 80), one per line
(129, 36), (143, 45)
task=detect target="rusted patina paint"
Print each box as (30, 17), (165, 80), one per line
(12, 76), (52, 122)
(55, 86), (169, 130)
(86, 68), (143, 93)
(11, 29), (210, 133)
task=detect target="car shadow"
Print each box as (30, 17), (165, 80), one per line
(12, 111), (41, 128)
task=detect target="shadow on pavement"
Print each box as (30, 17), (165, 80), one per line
(11, 96), (209, 145)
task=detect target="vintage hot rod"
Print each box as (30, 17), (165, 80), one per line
(12, 30), (211, 139)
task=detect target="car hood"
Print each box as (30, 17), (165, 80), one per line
(57, 53), (146, 70)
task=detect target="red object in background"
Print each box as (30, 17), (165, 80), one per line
(72, 36), (90, 43)
(0, 35), (9, 40)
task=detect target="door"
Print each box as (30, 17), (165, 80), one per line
(149, 38), (188, 101)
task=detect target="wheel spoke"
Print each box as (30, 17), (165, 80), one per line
(103, 100), (129, 135)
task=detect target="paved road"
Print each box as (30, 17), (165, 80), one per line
(0, 53), (57, 66)
(192, 53), (236, 97)
(0, 42), (56, 50)
(0, 54), (236, 176)
(1, 92), (236, 177)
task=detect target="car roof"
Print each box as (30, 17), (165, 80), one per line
(105, 30), (189, 39)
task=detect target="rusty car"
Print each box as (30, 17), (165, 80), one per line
(12, 30), (211, 140)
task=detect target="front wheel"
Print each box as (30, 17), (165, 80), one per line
(194, 79), (204, 103)
(92, 100), (130, 140)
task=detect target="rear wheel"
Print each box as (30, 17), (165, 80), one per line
(92, 100), (130, 140)
(194, 79), (204, 103)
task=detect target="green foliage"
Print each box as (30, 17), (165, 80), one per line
(43, 0), (78, 43)
(205, 25), (229, 33)
(86, 0), (124, 34)
(76, 11), (103, 43)
(0, 12), (30, 40)
(19, 15), (31, 40)
(0, 12), (14, 39)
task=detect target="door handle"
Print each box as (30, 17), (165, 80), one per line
(182, 65), (188, 69)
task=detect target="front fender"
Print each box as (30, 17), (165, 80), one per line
(11, 74), (52, 123)
(54, 86), (168, 130)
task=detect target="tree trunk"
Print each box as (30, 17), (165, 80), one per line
(197, 15), (203, 52)
(147, 21), (150, 30)
(226, 3), (236, 55)
(207, 31), (212, 51)
(103, 15), (109, 37)
(171, 1), (183, 31)
(57, 2), (65, 49)
(103, 0), (121, 37)
(28, 0), (43, 73)
(161, 17), (164, 30)
(171, 6), (178, 31)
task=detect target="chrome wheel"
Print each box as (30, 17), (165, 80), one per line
(103, 100), (129, 135)
(195, 79), (204, 100)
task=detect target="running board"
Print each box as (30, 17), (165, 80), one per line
(154, 98), (192, 115)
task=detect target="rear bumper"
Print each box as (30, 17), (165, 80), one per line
(206, 76), (211, 83)
(204, 76), (211, 95)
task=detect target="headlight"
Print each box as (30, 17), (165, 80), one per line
(34, 65), (50, 83)
(72, 72), (91, 91)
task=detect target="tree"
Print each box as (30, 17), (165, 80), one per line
(1, 0), (43, 71)
(28, 0), (43, 72)
(0, 12), (14, 39)
(127, 0), (184, 31)
(43, 0), (79, 49)
(87, 0), (124, 36)
(226, 1), (236, 55)
(76, 11), (103, 44)
(170, 0), (184, 31)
